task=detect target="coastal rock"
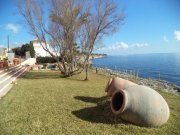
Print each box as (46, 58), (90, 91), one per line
(95, 67), (179, 95)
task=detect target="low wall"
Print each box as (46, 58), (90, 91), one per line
(21, 58), (36, 66)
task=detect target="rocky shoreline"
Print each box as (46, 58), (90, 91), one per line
(93, 67), (180, 95)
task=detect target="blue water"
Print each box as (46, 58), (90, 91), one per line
(92, 53), (180, 86)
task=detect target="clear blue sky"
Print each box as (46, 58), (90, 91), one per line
(0, 0), (180, 55)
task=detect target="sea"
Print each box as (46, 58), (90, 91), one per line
(92, 53), (180, 86)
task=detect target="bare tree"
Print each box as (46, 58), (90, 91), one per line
(49, 0), (89, 76)
(80, 0), (125, 80)
(17, 0), (124, 78)
(17, 0), (88, 76)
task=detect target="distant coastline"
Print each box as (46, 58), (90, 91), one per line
(90, 54), (107, 59)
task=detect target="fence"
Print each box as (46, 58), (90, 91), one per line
(92, 64), (161, 81)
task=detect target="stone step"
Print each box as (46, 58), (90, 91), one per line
(0, 66), (26, 84)
(0, 66), (29, 98)
(0, 65), (21, 75)
(0, 66), (22, 78)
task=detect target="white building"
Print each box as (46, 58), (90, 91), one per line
(32, 39), (51, 57)
(0, 47), (7, 60)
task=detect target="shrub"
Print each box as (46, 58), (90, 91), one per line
(36, 56), (61, 64)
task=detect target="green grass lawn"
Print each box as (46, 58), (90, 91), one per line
(0, 70), (179, 135)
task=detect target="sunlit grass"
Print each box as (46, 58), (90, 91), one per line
(0, 70), (179, 135)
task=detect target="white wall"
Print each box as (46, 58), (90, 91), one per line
(32, 40), (60, 57)
(33, 41), (51, 57)
(21, 58), (36, 66)
(0, 47), (7, 59)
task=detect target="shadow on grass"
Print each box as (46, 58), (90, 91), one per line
(72, 96), (127, 124)
(23, 71), (61, 79)
(66, 77), (87, 82)
(74, 96), (108, 104)
(23, 71), (86, 82)
(59, 74), (86, 81)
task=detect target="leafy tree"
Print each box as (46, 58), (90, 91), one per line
(29, 41), (35, 58)
(12, 42), (35, 58)
(21, 44), (29, 56)
(12, 47), (22, 56)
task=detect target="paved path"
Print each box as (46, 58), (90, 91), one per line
(0, 65), (29, 98)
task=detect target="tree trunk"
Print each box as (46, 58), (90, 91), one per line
(84, 62), (89, 80)
(84, 65), (89, 80)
